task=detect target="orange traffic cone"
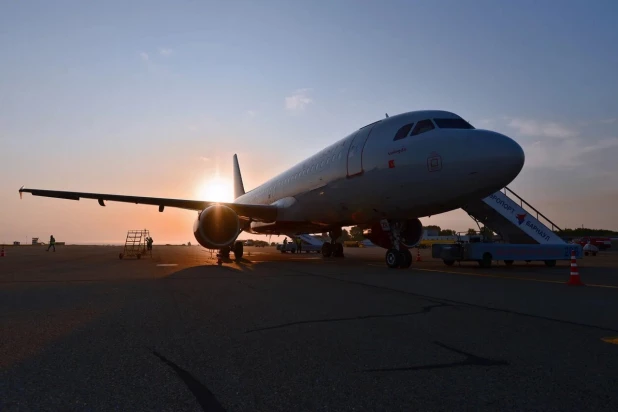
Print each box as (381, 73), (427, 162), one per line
(567, 249), (584, 286)
(416, 247), (422, 262)
(1, 246), (5, 257)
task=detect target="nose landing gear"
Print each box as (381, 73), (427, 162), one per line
(383, 219), (413, 269)
(385, 247), (413, 268)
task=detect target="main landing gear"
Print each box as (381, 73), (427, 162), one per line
(216, 241), (244, 265)
(383, 220), (412, 269)
(321, 228), (345, 258)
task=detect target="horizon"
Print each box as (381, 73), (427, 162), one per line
(1, 1), (617, 244)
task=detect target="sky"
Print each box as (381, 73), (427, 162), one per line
(1, 0), (617, 244)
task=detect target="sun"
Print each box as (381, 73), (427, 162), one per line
(197, 175), (234, 202)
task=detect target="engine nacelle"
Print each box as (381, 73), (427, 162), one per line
(193, 204), (240, 249)
(362, 218), (423, 249)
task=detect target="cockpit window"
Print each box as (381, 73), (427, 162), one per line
(433, 118), (475, 129)
(393, 123), (414, 141)
(411, 119), (435, 136)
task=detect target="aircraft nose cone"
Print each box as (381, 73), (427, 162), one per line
(498, 132), (525, 179)
(469, 130), (525, 186)
(492, 132), (524, 174)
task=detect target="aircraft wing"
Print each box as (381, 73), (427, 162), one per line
(18, 187), (278, 222)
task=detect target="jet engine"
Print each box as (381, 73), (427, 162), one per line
(362, 218), (424, 249)
(193, 205), (240, 249)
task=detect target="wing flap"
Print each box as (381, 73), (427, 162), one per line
(19, 187), (278, 222)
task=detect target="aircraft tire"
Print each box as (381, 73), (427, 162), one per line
(399, 249), (412, 268)
(221, 246), (231, 259)
(385, 249), (401, 268)
(322, 242), (332, 257)
(333, 243), (344, 258)
(233, 241), (244, 260)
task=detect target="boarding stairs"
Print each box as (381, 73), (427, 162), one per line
(119, 229), (152, 259)
(462, 187), (566, 245)
(296, 234), (325, 246)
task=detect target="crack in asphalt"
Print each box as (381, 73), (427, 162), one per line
(153, 351), (226, 412)
(245, 303), (452, 333)
(284, 269), (618, 334)
(362, 341), (509, 372)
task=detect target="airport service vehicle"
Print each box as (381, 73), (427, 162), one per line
(18, 110), (525, 268)
(418, 235), (458, 249)
(583, 242), (599, 256)
(432, 240), (583, 267)
(574, 237), (611, 250)
(276, 242), (322, 253)
(277, 234), (323, 253)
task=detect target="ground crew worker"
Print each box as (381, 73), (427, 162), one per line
(296, 237), (302, 253)
(46, 235), (56, 252)
(283, 237), (288, 251)
(147, 237), (153, 251)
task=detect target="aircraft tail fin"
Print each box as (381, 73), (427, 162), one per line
(233, 154), (246, 200)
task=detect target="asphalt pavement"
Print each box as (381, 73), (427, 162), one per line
(1, 245), (617, 411)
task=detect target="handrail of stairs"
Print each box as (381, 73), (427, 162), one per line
(503, 187), (563, 233)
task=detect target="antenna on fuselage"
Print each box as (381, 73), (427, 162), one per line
(385, 113), (389, 118)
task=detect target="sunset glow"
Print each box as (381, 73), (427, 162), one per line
(197, 175), (234, 202)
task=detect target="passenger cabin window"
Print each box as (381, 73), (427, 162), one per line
(411, 119), (435, 136)
(433, 118), (475, 129)
(393, 123), (414, 141)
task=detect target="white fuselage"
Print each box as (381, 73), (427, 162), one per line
(235, 110), (525, 235)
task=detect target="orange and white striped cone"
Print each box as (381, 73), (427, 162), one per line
(416, 247), (422, 262)
(567, 249), (584, 286)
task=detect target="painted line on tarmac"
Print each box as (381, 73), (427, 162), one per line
(157, 264), (179, 267)
(601, 337), (618, 345)
(414, 268), (618, 289)
(367, 264), (618, 289)
(413, 267), (565, 284)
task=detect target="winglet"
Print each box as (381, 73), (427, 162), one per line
(19, 186), (24, 199)
(233, 154), (246, 200)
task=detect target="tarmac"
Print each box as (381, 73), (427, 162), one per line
(1, 245), (618, 411)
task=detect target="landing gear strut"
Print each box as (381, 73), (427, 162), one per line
(216, 245), (230, 266)
(383, 219), (412, 269)
(215, 241), (244, 266)
(233, 241), (244, 260)
(321, 228), (345, 258)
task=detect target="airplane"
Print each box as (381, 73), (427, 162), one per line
(19, 110), (525, 268)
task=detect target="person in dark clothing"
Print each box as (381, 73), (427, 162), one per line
(47, 235), (56, 252)
(147, 237), (153, 251)
(296, 237), (302, 254)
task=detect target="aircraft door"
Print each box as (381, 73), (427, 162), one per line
(346, 124), (376, 177)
